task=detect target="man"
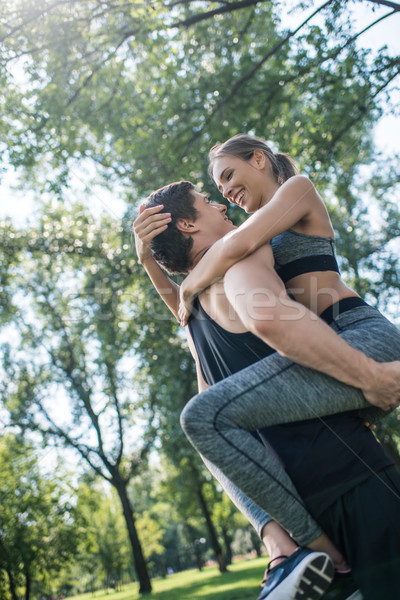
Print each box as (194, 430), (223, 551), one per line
(133, 181), (400, 600)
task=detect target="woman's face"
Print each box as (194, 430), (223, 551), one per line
(211, 151), (276, 213)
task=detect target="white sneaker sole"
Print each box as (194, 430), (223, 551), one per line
(267, 552), (334, 600)
(345, 591), (363, 600)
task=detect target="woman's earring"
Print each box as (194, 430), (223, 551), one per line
(278, 176), (284, 185)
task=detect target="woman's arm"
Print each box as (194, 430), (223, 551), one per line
(179, 175), (321, 325)
(133, 204), (180, 320)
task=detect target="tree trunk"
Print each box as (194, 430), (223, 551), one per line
(250, 528), (263, 557)
(24, 567), (31, 600)
(221, 525), (233, 565)
(193, 540), (204, 571)
(196, 485), (228, 573)
(5, 566), (18, 600)
(113, 476), (152, 594)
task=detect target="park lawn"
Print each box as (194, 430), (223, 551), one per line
(69, 556), (267, 600)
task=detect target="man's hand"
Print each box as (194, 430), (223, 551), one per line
(132, 204), (180, 319)
(363, 422), (376, 430)
(133, 204), (171, 264)
(361, 361), (400, 412)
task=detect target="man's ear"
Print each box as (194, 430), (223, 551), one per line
(176, 218), (200, 234)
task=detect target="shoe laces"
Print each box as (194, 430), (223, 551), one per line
(261, 555), (289, 586)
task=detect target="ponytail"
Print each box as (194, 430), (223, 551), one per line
(274, 152), (297, 183)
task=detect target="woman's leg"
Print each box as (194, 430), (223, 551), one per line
(203, 454), (348, 588)
(180, 308), (400, 544)
(201, 453), (281, 538)
(201, 455), (303, 563)
(199, 423), (324, 544)
(203, 442), (349, 571)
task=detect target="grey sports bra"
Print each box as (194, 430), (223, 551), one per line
(270, 229), (340, 283)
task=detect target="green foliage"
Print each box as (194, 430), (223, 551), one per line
(128, 460), (220, 574)
(1, 0), (398, 198)
(0, 434), (80, 600)
(69, 478), (133, 593)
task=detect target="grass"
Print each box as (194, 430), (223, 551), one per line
(68, 556), (267, 600)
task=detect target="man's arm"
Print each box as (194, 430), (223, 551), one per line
(186, 329), (209, 392)
(133, 205), (180, 320)
(224, 244), (400, 410)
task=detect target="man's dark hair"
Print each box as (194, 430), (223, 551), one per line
(144, 181), (198, 274)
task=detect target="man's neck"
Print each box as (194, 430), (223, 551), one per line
(190, 245), (212, 268)
(189, 225), (236, 269)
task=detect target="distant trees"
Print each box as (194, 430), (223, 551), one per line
(0, 205), (162, 593)
(0, 434), (80, 600)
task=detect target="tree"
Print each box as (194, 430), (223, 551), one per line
(74, 476), (133, 592)
(1, 0), (398, 324)
(1, 0), (398, 322)
(0, 434), (80, 600)
(0, 204), (166, 594)
(0, 0), (398, 196)
(132, 456), (232, 573)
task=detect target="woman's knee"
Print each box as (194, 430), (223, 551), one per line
(180, 394), (206, 441)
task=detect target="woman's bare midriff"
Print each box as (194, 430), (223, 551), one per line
(285, 271), (360, 317)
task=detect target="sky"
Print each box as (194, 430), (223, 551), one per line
(0, 1), (399, 225)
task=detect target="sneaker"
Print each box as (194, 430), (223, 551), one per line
(257, 547), (334, 600)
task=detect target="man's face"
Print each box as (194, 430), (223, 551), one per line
(190, 190), (235, 240)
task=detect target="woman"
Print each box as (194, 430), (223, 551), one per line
(178, 134), (392, 329)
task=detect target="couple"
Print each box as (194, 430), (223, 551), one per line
(133, 134), (400, 600)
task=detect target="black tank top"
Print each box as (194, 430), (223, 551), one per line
(188, 297), (275, 385)
(188, 296), (393, 516)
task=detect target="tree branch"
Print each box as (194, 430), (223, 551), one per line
(184, 0), (336, 148)
(33, 401), (112, 481)
(364, 0), (400, 10)
(169, 0), (269, 28)
(0, 0), (84, 44)
(30, 286), (111, 463)
(327, 66), (400, 151)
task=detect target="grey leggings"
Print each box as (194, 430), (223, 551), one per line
(181, 305), (400, 545)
